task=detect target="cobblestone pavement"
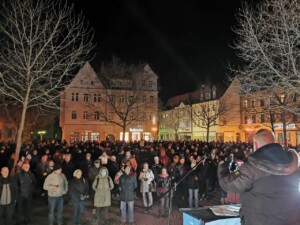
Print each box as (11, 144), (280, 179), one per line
(21, 190), (220, 225)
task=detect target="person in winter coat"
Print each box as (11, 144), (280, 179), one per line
(119, 165), (137, 225)
(139, 162), (155, 207)
(92, 167), (114, 225)
(0, 167), (18, 225)
(69, 169), (89, 225)
(16, 163), (37, 225)
(43, 163), (68, 225)
(156, 167), (172, 218)
(186, 157), (201, 208)
(218, 129), (300, 225)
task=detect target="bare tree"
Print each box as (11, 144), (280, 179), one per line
(0, 0), (95, 170)
(192, 100), (229, 142)
(230, 0), (300, 115)
(89, 58), (157, 141)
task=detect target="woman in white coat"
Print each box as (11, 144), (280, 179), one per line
(139, 162), (155, 208)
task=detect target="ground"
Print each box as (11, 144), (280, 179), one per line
(15, 190), (219, 225)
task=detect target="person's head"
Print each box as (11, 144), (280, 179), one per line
(125, 150), (131, 158)
(142, 162), (149, 171)
(160, 148), (166, 157)
(48, 160), (55, 167)
(65, 154), (71, 162)
(99, 167), (108, 177)
(253, 129), (275, 151)
(1, 167), (9, 178)
(154, 156), (159, 164)
(22, 163), (30, 172)
(110, 155), (116, 162)
(86, 153), (91, 160)
(179, 157), (185, 165)
(17, 160), (24, 167)
(161, 167), (168, 175)
(124, 165), (131, 175)
(53, 164), (62, 174)
(94, 160), (101, 168)
(73, 169), (82, 179)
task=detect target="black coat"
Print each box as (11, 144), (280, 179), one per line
(0, 175), (18, 204)
(218, 143), (300, 225)
(69, 177), (89, 203)
(119, 174), (137, 202)
(17, 171), (37, 198)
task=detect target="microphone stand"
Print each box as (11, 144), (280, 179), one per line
(146, 156), (208, 225)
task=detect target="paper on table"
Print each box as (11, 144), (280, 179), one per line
(209, 205), (240, 217)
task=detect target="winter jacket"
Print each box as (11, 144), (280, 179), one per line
(119, 173), (137, 202)
(92, 169), (114, 207)
(17, 170), (37, 198)
(139, 169), (154, 193)
(69, 177), (89, 203)
(0, 175), (18, 205)
(187, 169), (201, 189)
(218, 143), (300, 225)
(43, 171), (68, 197)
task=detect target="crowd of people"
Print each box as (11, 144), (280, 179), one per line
(0, 135), (299, 225)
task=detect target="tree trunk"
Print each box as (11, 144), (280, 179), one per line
(122, 125), (126, 141)
(11, 105), (27, 176)
(282, 110), (288, 149)
(206, 125), (210, 142)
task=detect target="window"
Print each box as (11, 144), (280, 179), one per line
(251, 114), (256, 123)
(83, 94), (89, 102)
(91, 81), (94, 85)
(260, 99), (265, 107)
(280, 94), (285, 103)
(80, 80), (83, 85)
(261, 114), (265, 123)
(293, 114), (298, 122)
(109, 95), (115, 103)
(130, 113), (134, 121)
(148, 81), (152, 88)
(142, 95), (146, 103)
(71, 93), (79, 101)
(71, 111), (77, 120)
(150, 96), (154, 103)
(83, 111), (88, 120)
(200, 93), (204, 101)
(94, 94), (101, 102)
(94, 111), (99, 120)
(212, 104), (216, 111)
(119, 95), (124, 103)
(205, 93), (211, 100)
(72, 93), (75, 101)
(129, 96), (133, 103)
(251, 100), (255, 107)
(244, 100), (248, 109)
(75, 93), (79, 101)
(212, 90), (216, 99)
(108, 112), (114, 121)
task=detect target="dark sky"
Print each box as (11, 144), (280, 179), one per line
(72, 0), (242, 101)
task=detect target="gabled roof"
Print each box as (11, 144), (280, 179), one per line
(68, 62), (104, 89)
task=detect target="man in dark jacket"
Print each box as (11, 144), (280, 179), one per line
(119, 165), (137, 225)
(218, 129), (300, 225)
(17, 163), (37, 225)
(0, 167), (18, 225)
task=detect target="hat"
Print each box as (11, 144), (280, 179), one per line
(73, 169), (82, 177)
(53, 163), (62, 171)
(94, 159), (101, 164)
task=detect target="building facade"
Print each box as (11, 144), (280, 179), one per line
(60, 62), (158, 143)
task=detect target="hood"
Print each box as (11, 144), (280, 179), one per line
(248, 143), (300, 175)
(99, 167), (109, 178)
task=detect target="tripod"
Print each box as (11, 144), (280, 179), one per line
(146, 156), (208, 225)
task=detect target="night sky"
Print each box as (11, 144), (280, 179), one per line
(72, 0), (242, 102)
